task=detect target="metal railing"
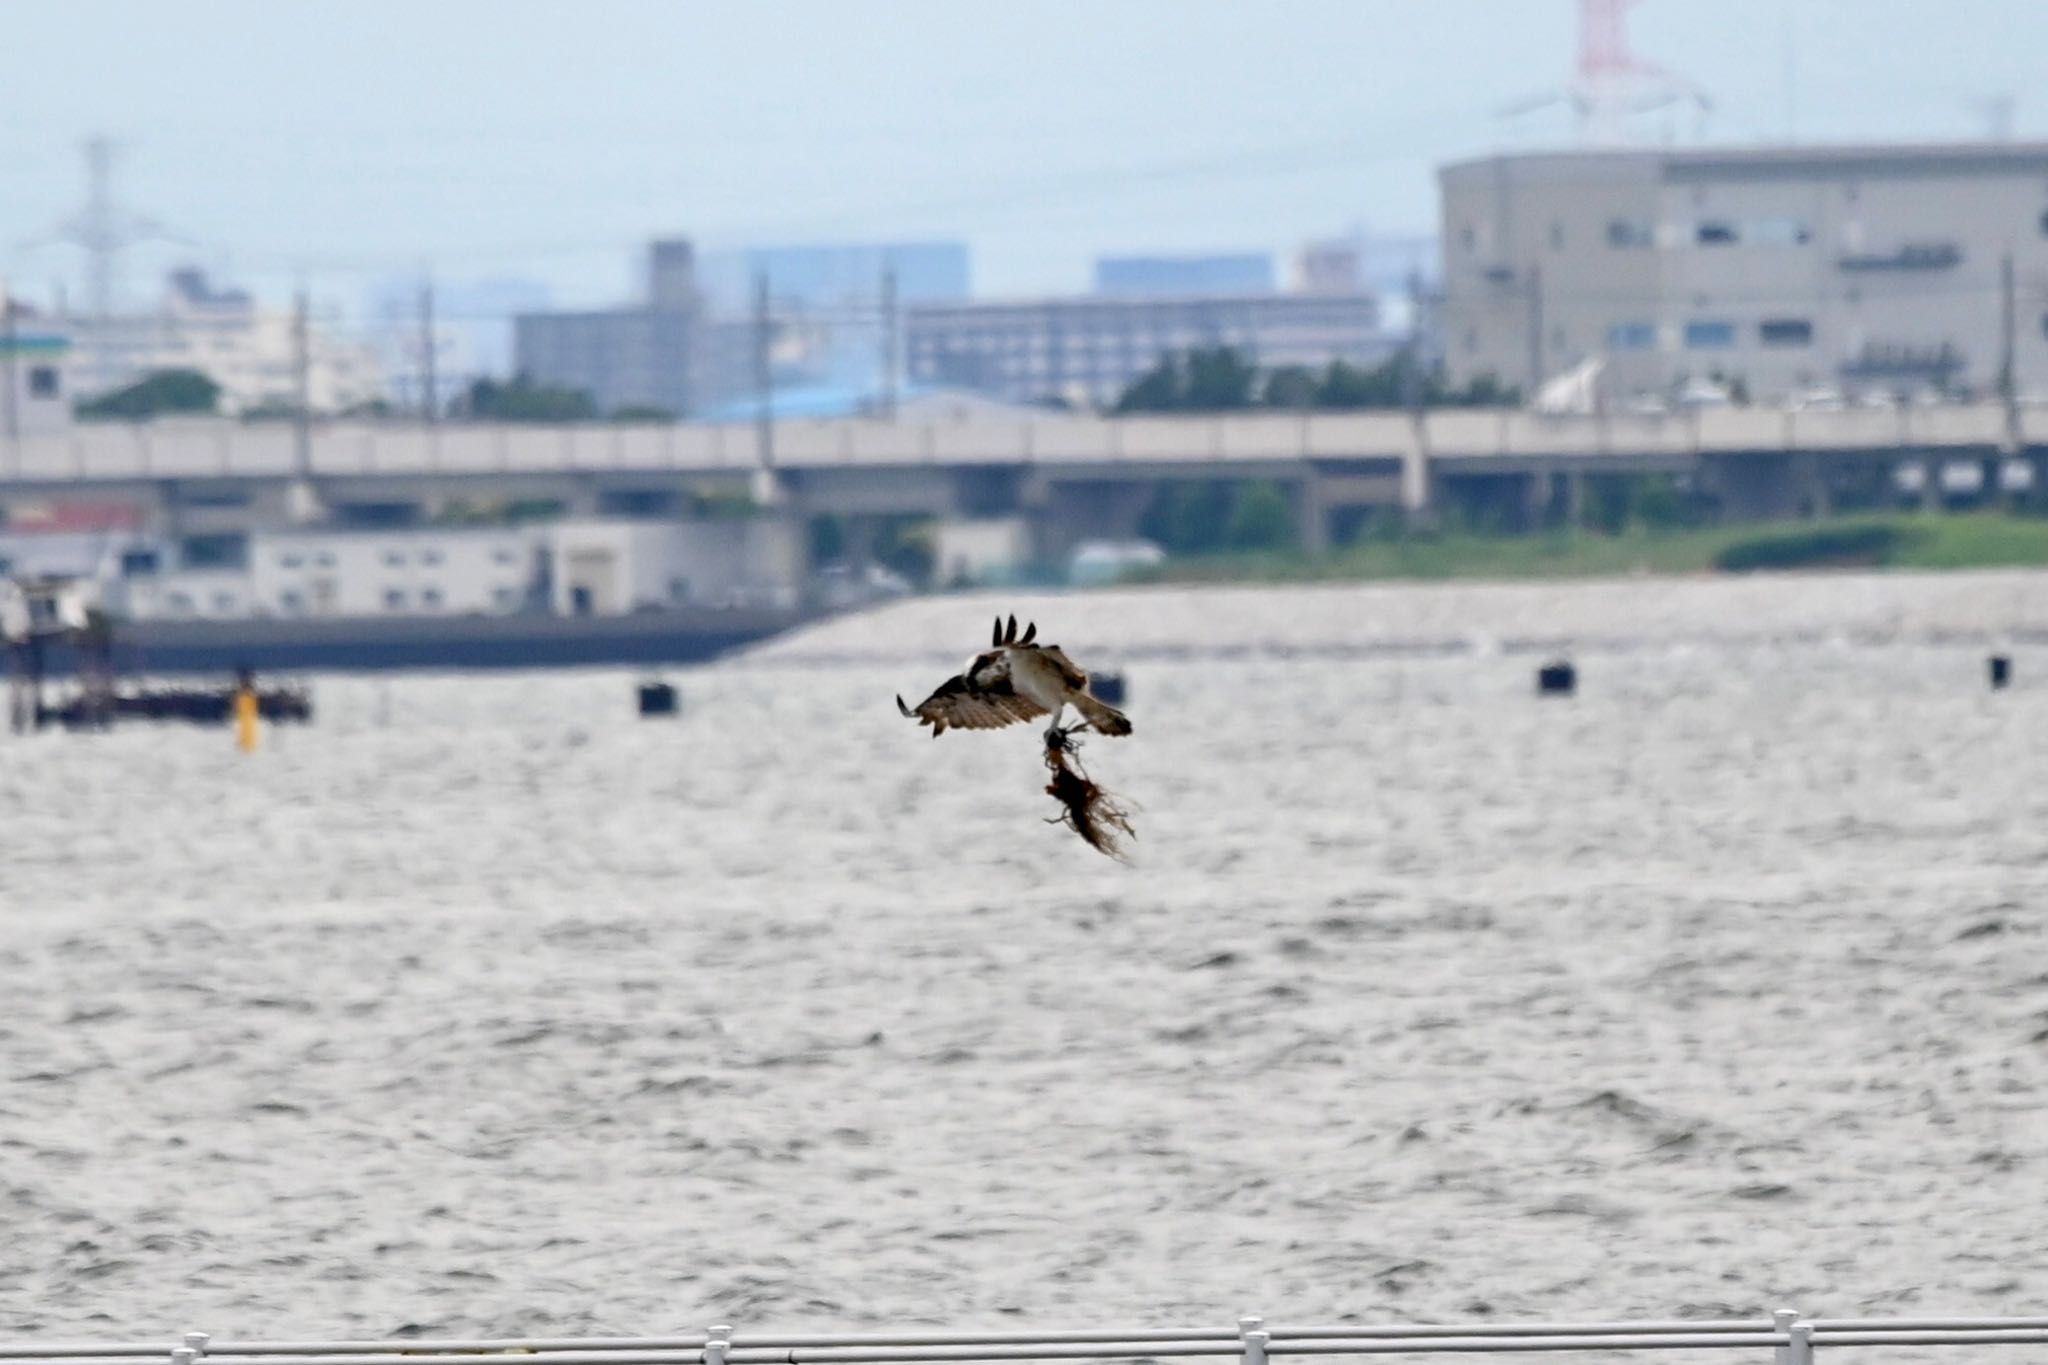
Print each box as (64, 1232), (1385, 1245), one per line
(7, 1313), (2047, 1365)
(5, 402), (2046, 486)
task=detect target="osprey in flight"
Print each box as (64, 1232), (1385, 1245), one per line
(897, 614), (1133, 741)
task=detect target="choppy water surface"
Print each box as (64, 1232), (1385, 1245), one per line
(3, 572), (2046, 1345)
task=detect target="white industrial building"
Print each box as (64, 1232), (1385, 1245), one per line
(1, 517), (805, 624)
(248, 526), (544, 618)
(1439, 141), (2048, 406)
(64, 268), (384, 413)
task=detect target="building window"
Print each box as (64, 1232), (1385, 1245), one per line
(421, 587), (444, 609)
(2039, 209), (2048, 237)
(279, 590), (304, 615)
(1606, 220), (1653, 248)
(1685, 320), (1737, 349)
(382, 550), (405, 567)
(421, 549), (443, 566)
(1696, 221), (1739, 246)
(1459, 224), (1476, 252)
(1760, 318), (1814, 347)
(212, 592), (237, 613)
(278, 553), (303, 569)
(493, 547), (520, 565)
(493, 587), (520, 610)
(119, 548), (160, 577)
(1548, 221), (1565, 250)
(316, 552), (335, 568)
(384, 588), (406, 611)
(181, 533), (248, 570)
(1607, 322), (1657, 351)
(27, 366), (58, 398)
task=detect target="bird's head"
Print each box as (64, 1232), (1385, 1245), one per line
(966, 648), (1009, 686)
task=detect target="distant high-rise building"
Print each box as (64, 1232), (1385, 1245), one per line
(1092, 254), (1274, 297)
(513, 241), (700, 416)
(647, 239), (699, 313)
(1294, 239), (1364, 295)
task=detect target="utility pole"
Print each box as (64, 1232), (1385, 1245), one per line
(879, 259), (900, 420)
(2000, 249), (2020, 468)
(1525, 262), (1546, 399)
(417, 277), (438, 423)
(1403, 269), (1427, 416)
(1402, 268), (1435, 529)
(1, 280), (18, 447)
(291, 287), (312, 477)
(753, 270), (775, 470)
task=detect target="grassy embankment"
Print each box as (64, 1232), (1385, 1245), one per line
(1138, 513), (2048, 585)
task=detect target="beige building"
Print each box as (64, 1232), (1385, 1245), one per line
(1439, 142), (2048, 406)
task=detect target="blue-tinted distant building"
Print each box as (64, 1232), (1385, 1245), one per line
(1093, 254), (1274, 297)
(692, 241), (971, 398)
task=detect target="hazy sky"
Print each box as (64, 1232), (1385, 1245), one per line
(7, 0), (2048, 321)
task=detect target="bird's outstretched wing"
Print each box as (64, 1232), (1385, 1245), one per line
(896, 671), (1048, 737)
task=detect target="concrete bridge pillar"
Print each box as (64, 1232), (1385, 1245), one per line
(1295, 474), (1331, 555)
(1522, 466), (1552, 529)
(1706, 452), (1801, 522)
(1400, 416), (1433, 526)
(1799, 454), (1832, 517)
(1027, 479), (1153, 568)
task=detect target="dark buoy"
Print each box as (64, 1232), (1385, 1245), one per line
(637, 681), (679, 717)
(1537, 660), (1576, 696)
(1090, 672), (1127, 706)
(1989, 655), (2012, 690)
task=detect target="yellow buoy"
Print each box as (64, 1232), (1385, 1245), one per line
(235, 684), (260, 752)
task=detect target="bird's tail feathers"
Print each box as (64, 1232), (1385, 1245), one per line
(1072, 690), (1133, 736)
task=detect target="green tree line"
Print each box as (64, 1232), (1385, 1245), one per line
(1114, 346), (1516, 414)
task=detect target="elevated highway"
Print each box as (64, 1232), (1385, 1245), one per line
(4, 403), (2041, 554)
